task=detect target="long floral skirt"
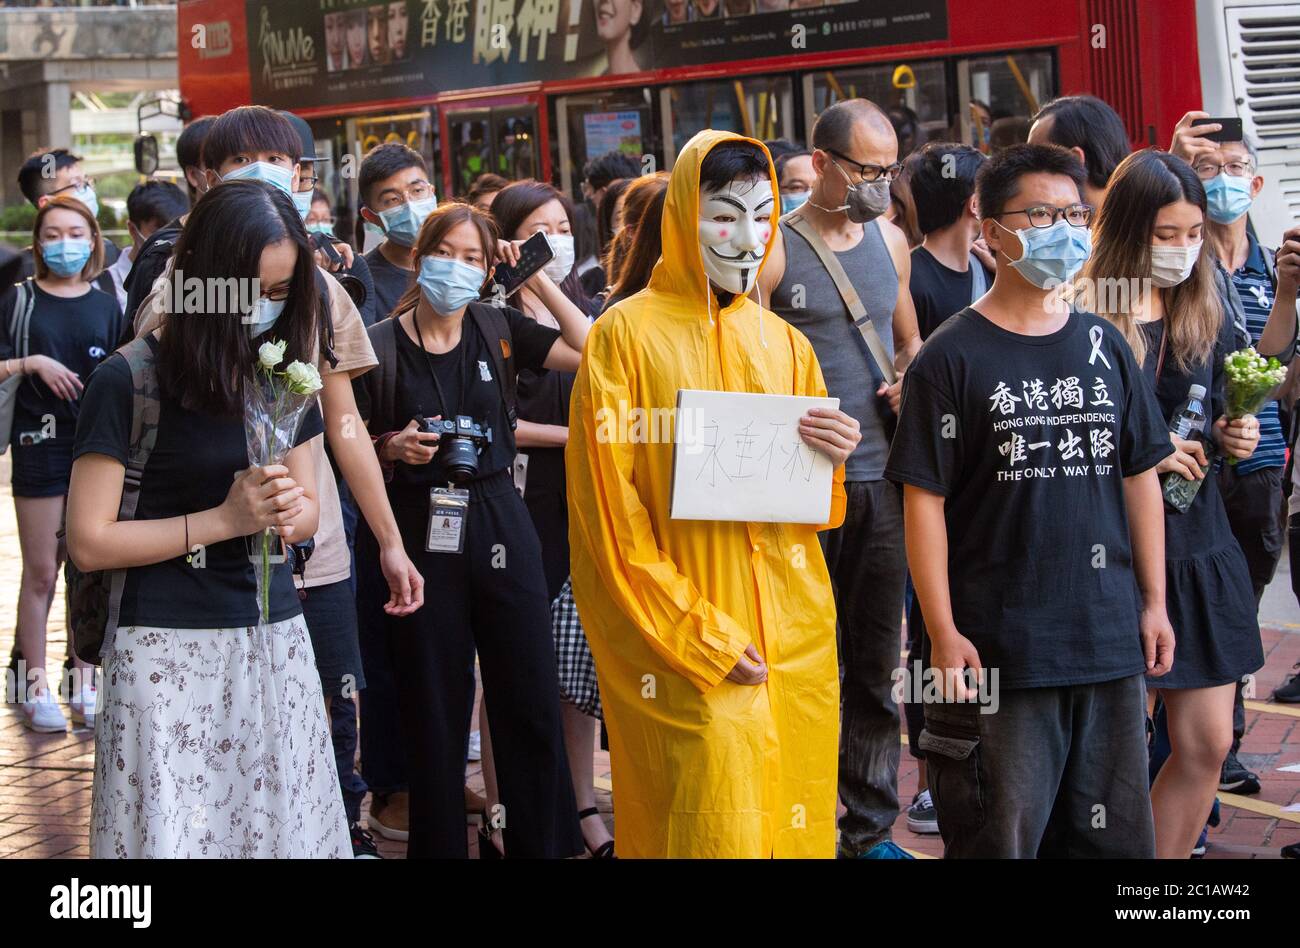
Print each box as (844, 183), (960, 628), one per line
(90, 615), (350, 858)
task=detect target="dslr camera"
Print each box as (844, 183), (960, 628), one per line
(424, 414), (493, 482)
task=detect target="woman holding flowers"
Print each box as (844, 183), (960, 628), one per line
(66, 181), (349, 858)
(1081, 149), (1265, 859)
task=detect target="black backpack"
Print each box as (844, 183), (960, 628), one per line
(362, 301), (517, 434)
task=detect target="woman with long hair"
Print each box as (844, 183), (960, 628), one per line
(603, 170), (670, 296)
(67, 180), (348, 857)
(603, 171), (669, 309)
(0, 195), (120, 732)
(1080, 148), (1264, 858)
(353, 201), (588, 858)
(486, 179), (614, 857)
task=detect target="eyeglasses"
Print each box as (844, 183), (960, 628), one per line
(297, 174), (319, 192)
(374, 179), (433, 210)
(826, 149), (902, 183)
(1191, 160), (1253, 180)
(49, 176), (95, 196)
(995, 203), (1094, 229)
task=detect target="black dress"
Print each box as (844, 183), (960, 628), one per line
(516, 364), (574, 601)
(1139, 316), (1263, 689)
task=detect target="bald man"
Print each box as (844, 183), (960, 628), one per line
(757, 98), (921, 859)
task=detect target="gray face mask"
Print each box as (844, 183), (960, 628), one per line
(832, 160), (892, 223)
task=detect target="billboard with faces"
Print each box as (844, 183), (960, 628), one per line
(248, 0), (948, 107)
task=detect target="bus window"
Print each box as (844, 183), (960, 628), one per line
(448, 106), (540, 197)
(666, 76), (796, 156)
(494, 110), (537, 182)
(554, 89), (659, 200)
(808, 61), (949, 152)
(957, 51), (1055, 153)
(449, 111), (494, 197)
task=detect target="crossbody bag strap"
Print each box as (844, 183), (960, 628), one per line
(782, 211), (896, 385)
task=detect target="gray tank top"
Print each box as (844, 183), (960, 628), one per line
(768, 218), (898, 481)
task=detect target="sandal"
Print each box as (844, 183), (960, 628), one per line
(578, 806), (615, 859)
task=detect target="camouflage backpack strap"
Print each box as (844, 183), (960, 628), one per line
(103, 336), (161, 654)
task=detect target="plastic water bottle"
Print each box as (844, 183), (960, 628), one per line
(1161, 383), (1210, 514)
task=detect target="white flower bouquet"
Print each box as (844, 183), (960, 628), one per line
(244, 340), (323, 622)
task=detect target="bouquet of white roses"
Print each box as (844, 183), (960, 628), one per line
(244, 340), (323, 623)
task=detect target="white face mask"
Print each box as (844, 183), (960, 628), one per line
(698, 177), (775, 295)
(543, 233), (576, 283)
(1149, 241), (1202, 288)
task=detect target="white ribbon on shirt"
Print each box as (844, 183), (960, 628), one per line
(1088, 324), (1112, 369)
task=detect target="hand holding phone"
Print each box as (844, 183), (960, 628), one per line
(484, 231), (554, 300)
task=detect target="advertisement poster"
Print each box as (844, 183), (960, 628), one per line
(247, 0), (948, 108)
(583, 111), (643, 157)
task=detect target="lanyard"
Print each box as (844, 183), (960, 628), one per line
(411, 311), (468, 421)
(1154, 322), (1168, 384)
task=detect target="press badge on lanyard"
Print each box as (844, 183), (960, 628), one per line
(427, 486), (470, 553)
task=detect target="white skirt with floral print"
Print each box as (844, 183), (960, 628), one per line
(90, 615), (351, 858)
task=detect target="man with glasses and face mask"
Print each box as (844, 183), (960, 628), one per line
(567, 131), (860, 857)
(886, 143), (1175, 858)
(360, 143), (438, 320)
(756, 98), (922, 859)
(1170, 113), (1300, 791)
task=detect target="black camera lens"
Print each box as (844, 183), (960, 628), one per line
(440, 435), (480, 482)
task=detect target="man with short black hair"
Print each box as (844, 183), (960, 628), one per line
(905, 142), (991, 339)
(886, 143), (1174, 858)
(176, 115), (216, 205)
(107, 180), (188, 312)
(758, 97), (921, 859)
(582, 150), (641, 210)
(1028, 95), (1130, 212)
(359, 142), (435, 320)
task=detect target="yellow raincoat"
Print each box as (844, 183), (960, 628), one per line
(566, 129), (846, 858)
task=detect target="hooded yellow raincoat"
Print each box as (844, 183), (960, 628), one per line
(566, 130), (846, 858)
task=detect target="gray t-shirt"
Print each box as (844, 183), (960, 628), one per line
(769, 218), (898, 481)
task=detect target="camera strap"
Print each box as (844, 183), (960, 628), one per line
(411, 310), (470, 421)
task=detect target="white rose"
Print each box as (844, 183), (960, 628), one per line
(284, 360), (323, 394)
(258, 340), (287, 369)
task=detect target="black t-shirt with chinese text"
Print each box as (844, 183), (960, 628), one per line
(72, 336), (324, 629)
(355, 307), (560, 506)
(884, 307), (1173, 688)
(910, 246), (993, 341)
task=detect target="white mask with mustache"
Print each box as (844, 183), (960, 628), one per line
(698, 177), (774, 295)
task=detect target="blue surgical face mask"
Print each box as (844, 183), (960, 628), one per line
(72, 184), (99, 219)
(306, 221), (336, 238)
(292, 189), (313, 220)
(245, 296), (286, 338)
(378, 196), (437, 247)
(995, 217), (1092, 289)
(1204, 173), (1253, 225)
(781, 190), (810, 215)
(41, 238), (92, 278)
(223, 161), (295, 198)
(418, 256), (485, 315)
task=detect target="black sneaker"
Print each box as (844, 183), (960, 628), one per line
(350, 821), (382, 859)
(1219, 751), (1261, 795)
(1282, 842), (1299, 859)
(1273, 664), (1300, 704)
(906, 789), (939, 835)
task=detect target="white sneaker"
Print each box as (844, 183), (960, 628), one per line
(467, 730), (482, 762)
(69, 684), (98, 729)
(22, 689), (68, 733)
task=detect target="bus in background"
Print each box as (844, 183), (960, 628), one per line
(174, 0), (1295, 238)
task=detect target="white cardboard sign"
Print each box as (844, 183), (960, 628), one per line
(669, 388), (839, 524)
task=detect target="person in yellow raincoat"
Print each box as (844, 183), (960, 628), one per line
(566, 129), (860, 858)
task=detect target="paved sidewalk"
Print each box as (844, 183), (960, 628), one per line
(1, 455), (1297, 859)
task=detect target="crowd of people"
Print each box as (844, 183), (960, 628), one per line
(2, 92), (1299, 860)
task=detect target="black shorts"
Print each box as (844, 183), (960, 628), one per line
(10, 436), (73, 498)
(300, 578), (365, 699)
